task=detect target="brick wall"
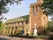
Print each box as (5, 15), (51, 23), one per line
(28, 3), (48, 35)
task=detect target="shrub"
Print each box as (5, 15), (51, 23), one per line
(47, 21), (53, 32)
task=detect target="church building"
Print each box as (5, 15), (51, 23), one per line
(4, 0), (48, 35)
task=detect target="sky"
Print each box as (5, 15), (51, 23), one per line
(4, 0), (37, 20)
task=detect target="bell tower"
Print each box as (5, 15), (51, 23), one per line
(24, 0), (48, 35)
(37, 0), (43, 4)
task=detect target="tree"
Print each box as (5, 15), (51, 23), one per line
(41, 0), (53, 15)
(0, 0), (23, 21)
(0, 21), (4, 31)
(47, 21), (53, 32)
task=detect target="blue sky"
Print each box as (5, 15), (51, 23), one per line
(4, 0), (37, 19)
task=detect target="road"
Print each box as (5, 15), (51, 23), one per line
(0, 35), (53, 40)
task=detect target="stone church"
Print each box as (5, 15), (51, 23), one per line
(4, 0), (48, 35)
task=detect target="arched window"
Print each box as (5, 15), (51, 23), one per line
(36, 5), (37, 11)
(33, 6), (36, 16)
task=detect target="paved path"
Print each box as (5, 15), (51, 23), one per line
(0, 35), (53, 40)
(0, 35), (21, 40)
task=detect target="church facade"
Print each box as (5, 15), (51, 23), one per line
(25, 0), (48, 35)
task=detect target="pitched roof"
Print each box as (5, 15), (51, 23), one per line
(5, 15), (29, 23)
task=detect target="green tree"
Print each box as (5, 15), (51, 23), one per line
(0, 0), (23, 21)
(41, 0), (53, 15)
(0, 21), (4, 32)
(0, 0), (22, 15)
(47, 21), (53, 32)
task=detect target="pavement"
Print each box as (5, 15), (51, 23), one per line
(0, 35), (21, 40)
(0, 35), (53, 40)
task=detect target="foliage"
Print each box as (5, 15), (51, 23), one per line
(47, 21), (53, 32)
(17, 27), (24, 36)
(0, 21), (5, 31)
(0, 0), (23, 15)
(41, 0), (53, 15)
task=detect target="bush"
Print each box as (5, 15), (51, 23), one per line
(47, 21), (53, 32)
(17, 30), (24, 36)
(47, 26), (53, 32)
(0, 21), (5, 34)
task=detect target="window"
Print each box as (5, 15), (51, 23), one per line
(33, 6), (36, 16)
(36, 5), (37, 11)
